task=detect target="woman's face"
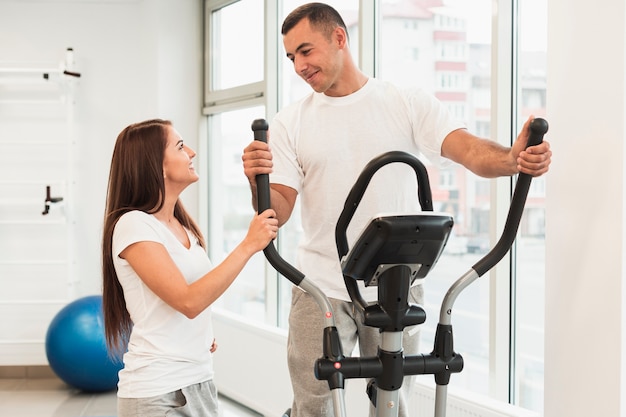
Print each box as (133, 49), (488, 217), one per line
(162, 125), (199, 189)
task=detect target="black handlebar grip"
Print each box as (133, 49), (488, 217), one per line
(527, 117), (548, 147)
(252, 118), (269, 143)
(251, 119), (271, 213)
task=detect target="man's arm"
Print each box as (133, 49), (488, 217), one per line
(441, 116), (551, 178)
(252, 183), (297, 228)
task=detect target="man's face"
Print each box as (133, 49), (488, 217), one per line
(283, 18), (343, 95)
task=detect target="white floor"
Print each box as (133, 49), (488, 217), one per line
(0, 376), (261, 417)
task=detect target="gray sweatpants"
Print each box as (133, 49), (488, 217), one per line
(117, 380), (219, 417)
(287, 285), (423, 417)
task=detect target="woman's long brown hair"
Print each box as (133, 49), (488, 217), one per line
(102, 119), (205, 358)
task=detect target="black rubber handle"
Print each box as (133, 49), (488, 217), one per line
(252, 119), (271, 213)
(251, 118), (269, 141)
(472, 117), (549, 276)
(251, 119), (305, 286)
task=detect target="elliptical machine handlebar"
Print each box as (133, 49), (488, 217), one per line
(472, 117), (549, 276)
(251, 118), (305, 287)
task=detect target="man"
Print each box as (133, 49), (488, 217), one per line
(242, 3), (552, 416)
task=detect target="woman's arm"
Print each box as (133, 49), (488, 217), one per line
(119, 210), (278, 319)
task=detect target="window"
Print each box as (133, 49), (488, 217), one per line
(204, 0), (547, 413)
(438, 169), (457, 190)
(436, 72), (467, 90)
(203, 0), (269, 323)
(437, 43), (467, 61)
(205, 106), (269, 320)
(204, 0), (360, 328)
(204, 0), (265, 113)
(207, 0), (263, 90)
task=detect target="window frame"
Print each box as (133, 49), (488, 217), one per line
(201, 0), (539, 409)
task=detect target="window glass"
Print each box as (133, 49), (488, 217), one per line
(203, 2), (547, 411)
(205, 0), (360, 328)
(209, 106), (270, 322)
(209, 0), (264, 91)
(379, 0), (493, 395)
(514, 0), (547, 412)
(205, 0), (269, 323)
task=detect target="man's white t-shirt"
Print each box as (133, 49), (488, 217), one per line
(270, 78), (465, 302)
(113, 210), (214, 398)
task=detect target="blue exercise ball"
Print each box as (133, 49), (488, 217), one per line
(45, 295), (123, 392)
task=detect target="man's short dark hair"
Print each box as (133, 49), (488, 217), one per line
(281, 2), (348, 41)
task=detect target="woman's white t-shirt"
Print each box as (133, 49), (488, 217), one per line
(112, 210), (214, 398)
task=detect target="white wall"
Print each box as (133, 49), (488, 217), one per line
(545, 0), (626, 416)
(0, 0), (203, 364)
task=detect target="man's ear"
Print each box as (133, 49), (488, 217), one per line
(334, 26), (348, 49)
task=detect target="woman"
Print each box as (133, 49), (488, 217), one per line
(102, 119), (277, 416)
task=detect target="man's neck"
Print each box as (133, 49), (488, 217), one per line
(324, 70), (368, 97)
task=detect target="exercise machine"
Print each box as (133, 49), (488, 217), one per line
(251, 118), (548, 417)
